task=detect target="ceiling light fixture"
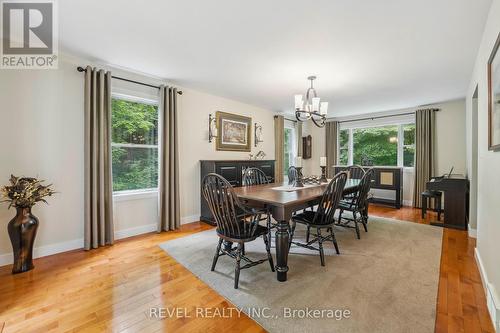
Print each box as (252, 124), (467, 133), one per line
(294, 76), (328, 128)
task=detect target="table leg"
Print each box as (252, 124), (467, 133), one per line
(275, 219), (290, 282)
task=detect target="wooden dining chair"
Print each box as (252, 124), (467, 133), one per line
(337, 168), (374, 239)
(288, 172), (348, 266)
(242, 167), (274, 243)
(242, 167), (270, 186)
(347, 165), (366, 179)
(202, 173), (274, 289)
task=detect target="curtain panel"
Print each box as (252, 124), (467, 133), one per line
(84, 66), (114, 250)
(325, 121), (339, 178)
(274, 115), (285, 183)
(413, 109), (437, 208)
(158, 86), (181, 231)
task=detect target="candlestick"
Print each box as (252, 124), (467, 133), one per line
(319, 166), (328, 183)
(320, 156), (327, 167)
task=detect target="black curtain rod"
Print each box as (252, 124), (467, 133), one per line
(274, 115), (297, 123)
(336, 109), (439, 124)
(76, 66), (183, 95)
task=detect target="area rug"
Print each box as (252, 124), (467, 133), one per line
(160, 217), (442, 333)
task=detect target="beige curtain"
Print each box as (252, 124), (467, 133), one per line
(274, 115), (285, 183)
(297, 121), (303, 157)
(413, 109), (437, 208)
(84, 66), (114, 250)
(158, 86), (181, 231)
(325, 121), (339, 178)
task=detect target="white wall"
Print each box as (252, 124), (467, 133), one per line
(466, 0), (500, 329)
(301, 99), (467, 205)
(0, 55), (276, 265)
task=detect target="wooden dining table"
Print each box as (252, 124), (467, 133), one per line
(233, 178), (361, 282)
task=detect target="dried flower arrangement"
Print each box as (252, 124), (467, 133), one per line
(1, 175), (56, 209)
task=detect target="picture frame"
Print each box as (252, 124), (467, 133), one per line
(488, 32), (500, 151)
(216, 111), (252, 152)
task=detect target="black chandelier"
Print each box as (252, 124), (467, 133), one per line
(294, 76), (328, 128)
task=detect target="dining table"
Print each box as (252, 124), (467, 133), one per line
(232, 178), (361, 282)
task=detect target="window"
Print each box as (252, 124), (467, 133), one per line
(283, 122), (297, 175)
(402, 124), (415, 167)
(339, 129), (349, 165)
(337, 122), (415, 168)
(111, 97), (159, 192)
(353, 125), (398, 166)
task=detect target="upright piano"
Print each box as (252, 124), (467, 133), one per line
(426, 174), (469, 230)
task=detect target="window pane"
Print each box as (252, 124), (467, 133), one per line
(283, 128), (293, 174)
(112, 147), (158, 191)
(339, 129), (349, 149)
(112, 99), (158, 145)
(353, 126), (398, 166)
(403, 124), (415, 145)
(404, 146), (415, 167)
(339, 148), (348, 165)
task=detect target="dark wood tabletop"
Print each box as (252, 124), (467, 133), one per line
(232, 178), (361, 282)
(233, 179), (360, 206)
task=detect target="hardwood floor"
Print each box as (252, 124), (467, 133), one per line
(0, 206), (494, 333)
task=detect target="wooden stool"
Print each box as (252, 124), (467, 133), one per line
(421, 190), (442, 221)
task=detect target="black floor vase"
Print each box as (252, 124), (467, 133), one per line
(8, 207), (39, 274)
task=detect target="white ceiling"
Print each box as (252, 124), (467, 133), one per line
(60, 0), (492, 117)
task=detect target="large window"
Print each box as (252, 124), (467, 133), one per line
(338, 122), (415, 168)
(283, 122), (297, 175)
(111, 97), (159, 192)
(353, 125), (398, 166)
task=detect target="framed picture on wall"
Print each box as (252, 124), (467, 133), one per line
(488, 32), (500, 151)
(216, 111), (252, 151)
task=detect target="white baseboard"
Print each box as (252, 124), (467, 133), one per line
(468, 224), (477, 238)
(475, 248), (500, 331)
(181, 214), (199, 225)
(0, 237), (84, 267)
(114, 223), (157, 240)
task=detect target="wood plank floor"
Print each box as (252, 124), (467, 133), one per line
(0, 206), (494, 333)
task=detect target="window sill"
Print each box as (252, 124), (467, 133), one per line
(113, 189), (158, 202)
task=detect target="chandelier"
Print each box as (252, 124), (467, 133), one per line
(294, 76), (328, 128)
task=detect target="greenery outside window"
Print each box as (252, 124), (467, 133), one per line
(337, 122), (415, 168)
(402, 124), (415, 167)
(111, 96), (159, 193)
(283, 122), (297, 175)
(339, 129), (349, 165)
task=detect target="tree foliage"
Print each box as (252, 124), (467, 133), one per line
(111, 99), (158, 192)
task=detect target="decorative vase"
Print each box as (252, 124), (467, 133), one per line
(8, 207), (39, 274)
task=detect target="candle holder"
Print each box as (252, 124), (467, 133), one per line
(319, 166), (328, 183)
(294, 167), (304, 187)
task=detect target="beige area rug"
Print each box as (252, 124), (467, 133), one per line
(160, 217), (443, 333)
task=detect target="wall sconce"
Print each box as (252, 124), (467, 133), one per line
(254, 123), (263, 147)
(208, 114), (218, 143)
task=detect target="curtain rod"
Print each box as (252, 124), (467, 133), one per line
(335, 109), (439, 124)
(76, 66), (183, 95)
(274, 115), (297, 123)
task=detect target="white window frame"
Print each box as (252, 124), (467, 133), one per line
(111, 93), (160, 196)
(337, 118), (415, 170)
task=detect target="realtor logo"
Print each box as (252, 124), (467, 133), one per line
(1, 0), (58, 69)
